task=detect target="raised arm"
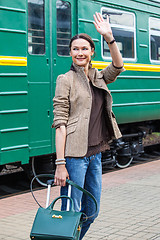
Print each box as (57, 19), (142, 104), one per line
(93, 12), (123, 68)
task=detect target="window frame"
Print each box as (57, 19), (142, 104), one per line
(149, 17), (160, 63)
(28, 0), (45, 55)
(56, 0), (72, 57)
(101, 7), (136, 62)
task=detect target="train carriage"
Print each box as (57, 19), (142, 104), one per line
(0, 0), (160, 174)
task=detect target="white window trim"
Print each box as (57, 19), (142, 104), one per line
(101, 7), (136, 62)
(149, 17), (160, 63)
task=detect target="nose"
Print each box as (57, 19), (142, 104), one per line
(77, 49), (83, 56)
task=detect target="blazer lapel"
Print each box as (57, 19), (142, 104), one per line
(72, 63), (91, 94)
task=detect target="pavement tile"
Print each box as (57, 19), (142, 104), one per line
(152, 237), (160, 240)
(1, 159), (160, 240)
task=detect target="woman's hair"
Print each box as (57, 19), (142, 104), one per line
(69, 33), (95, 50)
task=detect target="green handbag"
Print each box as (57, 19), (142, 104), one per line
(30, 195), (82, 240)
(30, 175), (97, 240)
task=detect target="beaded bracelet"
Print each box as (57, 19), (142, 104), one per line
(55, 161), (66, 165)
(55, 158), (66, 162)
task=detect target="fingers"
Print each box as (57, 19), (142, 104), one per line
(93, 21), (99, 31)
(54, 167), (69, 187)
(93, 13), (103, 31)
(95, 12), (102, 22)
(93, 14), (99, 27)
(94, 12), (104, 24)
(106, 14), (110, 23)
(97, 12), (104, 22)
(54, 176), (66, 186)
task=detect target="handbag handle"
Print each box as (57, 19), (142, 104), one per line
(30, 174), (98, 219)
(48, 195), (74, 212)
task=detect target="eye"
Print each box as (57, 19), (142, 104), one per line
(73, 47), (79, 51)
(83, 47), (88, 50)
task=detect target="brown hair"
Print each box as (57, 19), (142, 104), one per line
(69, 33), (95, 50)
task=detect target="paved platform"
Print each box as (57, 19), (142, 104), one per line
(0, 159), (160, 240)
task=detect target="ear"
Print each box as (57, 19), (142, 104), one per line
(91, 48), (94, 56)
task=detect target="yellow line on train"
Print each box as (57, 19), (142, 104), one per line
(0, 56), (160, 71)
(0, 56), (27, 66)
(92, 61), (160, 72)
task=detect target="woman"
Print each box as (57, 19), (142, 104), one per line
(52, 12), (124, 239)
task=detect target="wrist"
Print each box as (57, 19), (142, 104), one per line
(56, 164), (66, 168)
(103, 33), (114, 43)
(107, 38), (116, 45)
(55, 158), (66, 165)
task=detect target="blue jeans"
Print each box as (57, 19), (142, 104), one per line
(61, 153), (102, 240)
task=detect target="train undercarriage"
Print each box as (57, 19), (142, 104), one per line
(1, 120), (160, 179)
(102, 120), (160, 168)
(27, 120), (160, 179)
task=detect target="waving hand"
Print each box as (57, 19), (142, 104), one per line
(93, 12), (113, 42)
(93, 12), (123, 68)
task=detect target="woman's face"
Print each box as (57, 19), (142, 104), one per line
(70, 38), (94, 68)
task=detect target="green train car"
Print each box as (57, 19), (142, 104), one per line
(0, 0), (160, 174)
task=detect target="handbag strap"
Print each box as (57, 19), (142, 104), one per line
(30, 174), (98, 220)
(66, 179), (98, 220)
(30, 174), (55, 208)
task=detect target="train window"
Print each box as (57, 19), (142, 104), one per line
(101, 8), (135, 60)
(56, 0), (71, 56)
(28, 0), (45, 55)
(150, 18), (160, 62)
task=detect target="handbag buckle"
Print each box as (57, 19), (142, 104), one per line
(52, 214), (63, 219)
(77, 225), (81, 231)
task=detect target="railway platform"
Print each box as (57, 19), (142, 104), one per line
(0, 159), (160, 240)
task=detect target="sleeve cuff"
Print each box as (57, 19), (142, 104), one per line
(112, 62), (124, 69)
(52, 123), (66, 129)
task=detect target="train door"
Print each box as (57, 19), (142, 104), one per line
(51, 0), (77, 75)
(27, 0), (52, 157)
(50, 0), (77, 152)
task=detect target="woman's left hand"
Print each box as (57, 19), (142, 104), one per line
(93, 12), (113, 42)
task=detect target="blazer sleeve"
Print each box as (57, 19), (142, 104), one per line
(101, 63), (125, 84)
(52, 74), (70, 128)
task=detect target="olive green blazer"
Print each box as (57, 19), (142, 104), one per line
(52, 63), (125, 157)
